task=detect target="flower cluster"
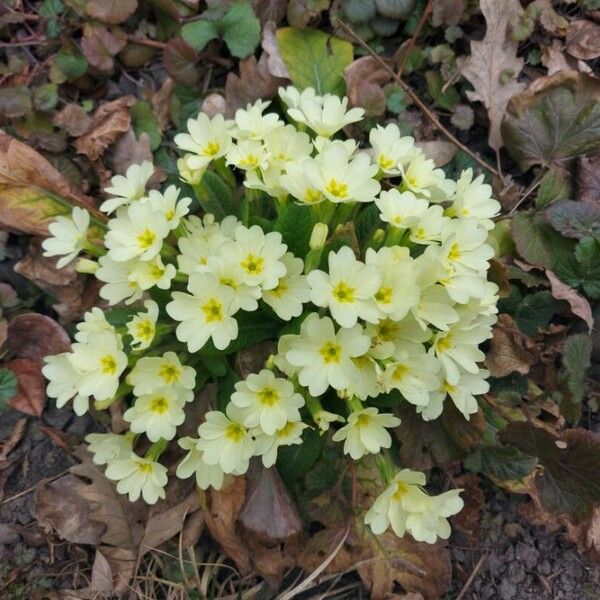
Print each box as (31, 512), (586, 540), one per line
(42, 86), (500, 544)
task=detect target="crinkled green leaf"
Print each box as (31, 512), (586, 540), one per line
(556, 237), (600, 298)
(535, 167), (573, 209)
(514, 290), (565, 336)
(220, 1), (260, 59)
(194, 170), (238, 220)
(56, 50), (88, 79)
(277, 428), (323, 483)
(274, 202), (314, 258)
(0, 368), (18, 409)
(130, 101), (162, 151)
(546, 200), (600, 239)
(0, 86), (32, 120)
(181, 19), (219, 52)
(562, 333), (592, 404)
(465, 445), (537, 481)
(276, 27), (353, 96)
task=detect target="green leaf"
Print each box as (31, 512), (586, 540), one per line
(181, 19), (219, 52)
(130, 101), (162, 151)
(465, 445), (537, 481)
(500, 424), (600, 520)
(514, 290), (564, 336)
(220, 1), (261, 59)
(545, 200), (600, 239)
(0, 86), (32, 119)
(171, 85), (203, 129)
(276, 27), (353, 95)
(193, 170), (238, 220)
(535, 168), (572, 209)
(556, 237), (600, 298)
(274, 202), (314, 258)
(0, 368), (18, 408)
(56, 50), (88, 79)
(164, 38), (199, 86)
(33, 83), (58, 112)
(425, 70), (459, 111)
(502, 72), (600, 171)
(215, 368), (238, 412)
(277, 428), (323, 483)
(562, 333), (592, 404)
(104, 307), (139, 327)
(510, 210), (575, 269)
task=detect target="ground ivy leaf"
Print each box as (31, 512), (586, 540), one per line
(130, 101), (161, 151)
(220, 1), (261, 59)
(181, 19), (219, 52)
(535, 167), (572, 209)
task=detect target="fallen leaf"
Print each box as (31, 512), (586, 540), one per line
(6, 358), (46, 416)
(75, 96), (135, 162)
(414, 140), (457, 167)
(564, 506), (600, 562)
(7, 313), (70, 364)
(164, 38), (199, 86)
(14, 239), (77, 286)
(460, 0), (525, 151)
(96, 545), (137, 596)
(52, 104), (93, 137)
(253, 0), (288, 26)
(201, 93), (227, 118)
(344, 56), (392, 117)
(38, 425), (71, 450)
(205, 477), (251, 573)
(0, 417), (27, 462)
(541, 40), (575, 75)
(81, 25), (127, 72)
(286, 0), (329, 28)
(546, 270), (593, 333)
(150, 77), (175, 131)
(502, 72), (600, 171)
(235, 340), (276, 378)
(565, 20), (600, 60)
(86, 0), (138, 25)
(431, 0), (464, 26)
(451, 474), (484, 546)
(224, 53), (287, 116)
(484, 314), (538, 377)
(577, 155), (600, 203)
(261, 21), (289, 79)
(90, 549), (113, 593)
(0, 131), (101, 235)
(239, 464), (303, 541)
(109, 128), (153, 175)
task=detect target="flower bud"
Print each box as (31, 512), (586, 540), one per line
(75, 258), (99, 274)
(309, 222), (328, 250)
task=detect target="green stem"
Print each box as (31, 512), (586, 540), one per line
(213, 157), (237, 190)
(376, 454), (396, 486)
(83, 241), (105, 258)
(346, 396), (364, 413)
(145, 438), (168, 462)
(94, 382), (132, 410)
(383, 226), (405, 247)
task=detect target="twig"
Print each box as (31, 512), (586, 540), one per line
(0, 467), (70, 504)
(397, 0), (434, 78)
(127, 35), (166, 49)
(456, 552), (488, 600)
(333, 18), (501, 179)
(507, 167), (546, 216)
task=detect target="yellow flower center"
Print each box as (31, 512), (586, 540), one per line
(165, 208), (176, 221)
(378, 154), (394, 170)
(460, 207), (470, 216)
(240, 154), (258, 168)
(392, 363), (408, 381)
(415, 227), (426, 239)
(392, 481), (410, 500)
(241, 254), (264, 275)
(136, 461), (153, 473)
(158, 362), (181, 384)
(325, 179), (348, 199)
(150, 396), (169, 414)
(100, 355), (117, 375)
(355, 413), (372, 428)
(225, 423), (245, 442)
(332, 281), (355, 303)
(269, 280), (288, 298)
(257, 386), (279, 406)
(150, 263), (165, 279)
(203, 141), (220, 157)
(201, 298), (223, 323)
(304, 188), (322, 203)
(375, 286), (393, 304)
(392, 215), (403, 225)
(442, 381), (456, 393)
(435, 334), (452, 353)
(137, 228), (156, 250)
(377, 320), (398, 341)
(134, 319), (155, 341)
(447, 243), (461, 262)
(319, 341), (342, 364)
(276, 421), (296, 438)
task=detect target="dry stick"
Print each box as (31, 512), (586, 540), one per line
(333, 18), (501, 179)
(396, 0), (434, 78)
(0, 467), (70, 504)
(456, 552), (488, 600)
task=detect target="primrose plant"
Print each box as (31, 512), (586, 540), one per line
(41, 85), (500, 544)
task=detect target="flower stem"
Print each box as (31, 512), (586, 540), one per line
(145, 438), (168, 462)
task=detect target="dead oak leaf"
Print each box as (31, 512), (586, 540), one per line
(460, 0), (526, 151)
(75, 96), (135, 162)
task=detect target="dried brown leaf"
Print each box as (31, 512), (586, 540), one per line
(164, 38), (199, 86)
(81, 25), (127, 72)
(86, 0), (138, 25)
(90, 549), (113, 593)
(6, 358), (46, 417)
(7, 312), (70, 364)
(109, 128), (153, 175)
(577, 154), (600, 203)
(546, 270), (593, 333)
(566, 20), (600, 60)
(261, 21), (289, 79)
(460, 0), (526, 150)
(431, 0), (464, 26)
(484, 313), (538, 378)
(0, 418), (27, 462)
(15, 240), (77, 287)
(415, 140), (457, 167)
(52, 104), (93, 137)
(344, 56), (392, 117)
(451, 474), (484, 546)
(150, 77), (175, 131)
(75, 96), (134, 162)
(201, 93), (227, 118)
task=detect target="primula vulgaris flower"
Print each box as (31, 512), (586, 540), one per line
(176, 437), (226, 490)
(279, 86), (364, 137)
(41, 206), (90, 268)
(42, 353), (89, 415)
(226, 139), (270, 171)
(364, 469), (463, 544)
(86, 433), (132, 465)
(147, 185), (191, 230)
(127, 351), (196, 401)
(279, 162), (325, 205)
(231, 99), (282, 141)
(101, 161), (154, 214)
(303, 141), (380, 204)
(283, 313), (371, 397)
(167, 273), (239, 352)
(74, 307), (116, 343)
(230, 369), (304, 435)
(446, 168), (500, 229)
(375, 189), (428, 229)
(221, 224), (287, 290)
(332, 407), (400, 460)
(369, 124), (418, 175)
(105, 201), (170, 262)
(96, 255), (143, 305)
(263, 124), (312, 168)
(253, 420), (308, 468)
(400, 154), (455, 202)
(105, 453), (167, 504)
(262, 253), (310, 321)
(126, 299), (159, 350)
(440, 218), (494, 272)
(124, 387), (185, 442)
(206, 255), (262, 312)
(196, 409), (254, 474)
(174, 113), (233, 171)
(307, 246), (381, 328)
